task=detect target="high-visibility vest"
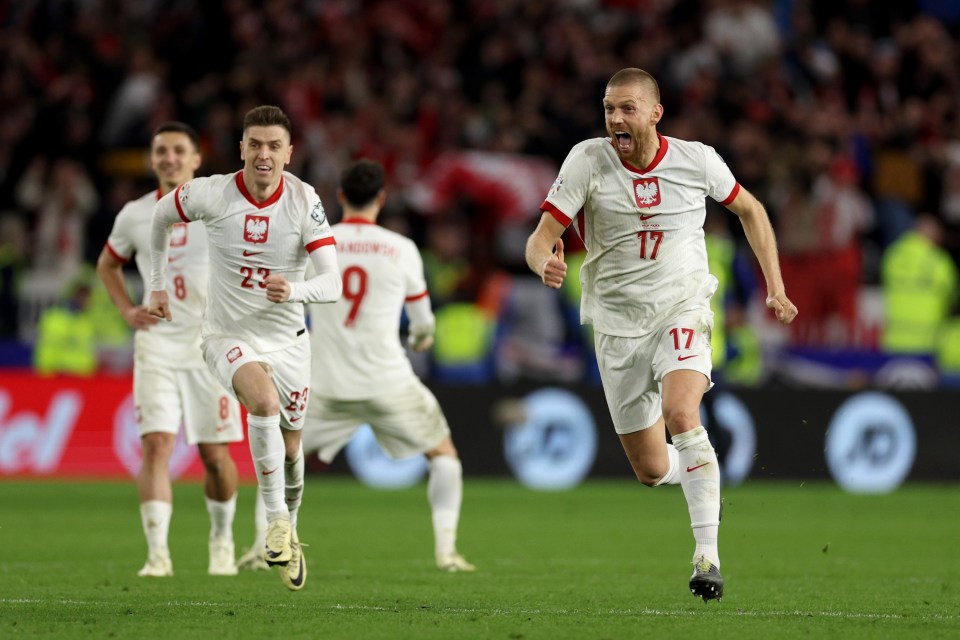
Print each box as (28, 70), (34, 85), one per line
(432, 302), (494, 366)
(881, 232), (959, 353)
(936, 318), (960, 373)
(33, 307), (97, 377)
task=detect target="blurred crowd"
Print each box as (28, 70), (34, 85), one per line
(2, 0), (960, 385)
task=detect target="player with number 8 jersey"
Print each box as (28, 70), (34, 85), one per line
(98, 122), (244, 579)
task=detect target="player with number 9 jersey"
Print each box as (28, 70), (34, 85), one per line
(308, 218), (427, 399)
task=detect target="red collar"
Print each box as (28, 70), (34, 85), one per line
(235, 171), (285, 209)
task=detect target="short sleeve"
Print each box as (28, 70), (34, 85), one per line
(540, 141), (593, 227)
(301, 187), (336, 252)
(703, 144), (739, 205)
(105, 204), (136, 261)
(402, 240), (429, 301)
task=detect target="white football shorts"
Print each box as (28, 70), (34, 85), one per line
(133, 363), (243, 444)
(202, 333), (311, 431)
(595, 308), (714, 435)
(301, 377), (450, 463)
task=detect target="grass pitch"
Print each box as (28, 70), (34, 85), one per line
(1, 477), (957, 639)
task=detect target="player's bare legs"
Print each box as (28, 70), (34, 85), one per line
(664, 369), (723, 600)
(137, 432), (175, 576)
(425, 437), (474, 572)
(619, 417), (672, 486)
(197, 442), (239, 575)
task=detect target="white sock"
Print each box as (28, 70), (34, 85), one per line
(653, 443), (681, 486)
(427, 455), (463, 558)
(673, 426), (721, 567)
(253, 486), (268, 548)
(140, 500), (172, 556)
(284, 446), (304, 531)
(205, 493), (236, 541)
(246, 414), (286, 521)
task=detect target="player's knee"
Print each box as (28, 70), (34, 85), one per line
(662, 404), (699, 434)
(140, 433), (174, 464)
(198, 445), (230, 475)
(242, 395), (280, 417)
(629, 457), (667, 487)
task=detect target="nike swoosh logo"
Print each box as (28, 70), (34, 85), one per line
(677, 354), (698, 361)
(289, 554), (305, 587)
(639, 213), (659, 221)
(686, 463), (710, 472)
(243, 250), (263, 257)
(289, 416), (301, 423)
(265, 548), (288, 563)
(261, 467), (279, 475)
(168, 255), (183, 263)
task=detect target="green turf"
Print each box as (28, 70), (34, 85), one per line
(1, 477), (957, 639)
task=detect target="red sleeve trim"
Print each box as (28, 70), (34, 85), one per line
(405, 290), (429, 302)
(306, 236), (336, 253)
(541, 201), (572, 226)
(173, 185), (190, 223)
(719, 182), (741, 206)
(105, 242), (130, 264)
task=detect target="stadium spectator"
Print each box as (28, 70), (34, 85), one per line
(526, 68), (797, 601)
(15, 157), (99, 276)
(32, 273), (96, 377)
(96, 122), (244, 578)
(2, 1), (960, 385)
(241, 159), (475, 573)
(880, 214), (959, 355)
(147, 105), (341, 591)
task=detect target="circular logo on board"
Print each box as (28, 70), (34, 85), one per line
(113, 392), (197, 479)
(825, 392), (916, 494)
(344, 424), (428, 489)
(502, 388), (597, 490)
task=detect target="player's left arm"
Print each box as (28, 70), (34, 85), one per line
(275, 244), (341, 304)
(274, 187), (341, 304)
(403, 248), (436, 352)
(724, 187), (798, 324)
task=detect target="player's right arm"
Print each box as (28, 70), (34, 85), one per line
(147, 186), (193, 320)
(96, 247), (159, 330)
(526, 214), (567, 289)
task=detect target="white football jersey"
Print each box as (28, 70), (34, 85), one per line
(308, 219), (429, 400)
(541, 134), (739, 337)
(106, 189), (208, 368)
(157, 171), (335, 353)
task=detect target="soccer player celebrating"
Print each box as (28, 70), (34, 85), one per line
(97, 122), (244, 578)
(526, 68), (797, 601)
(148, 106), (342, 591)
(240, 159), (474, 573)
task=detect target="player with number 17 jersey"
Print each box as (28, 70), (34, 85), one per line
(155, 170), (336, 354)
(540, 134), (740, 338)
